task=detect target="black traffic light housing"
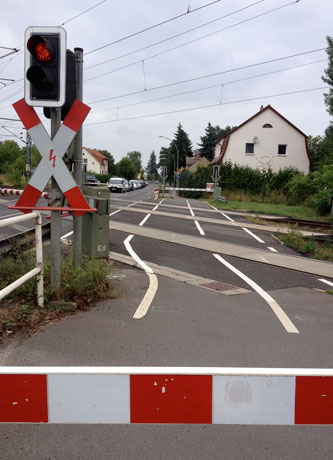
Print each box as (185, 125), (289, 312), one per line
(24, 26), (66, 107)
(44, 50), (77, 121)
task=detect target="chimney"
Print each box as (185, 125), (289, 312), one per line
(260, 105), (264, 111)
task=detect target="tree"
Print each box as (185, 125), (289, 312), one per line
(99, 149), (117, 176)
(147, 150), (158, 180)
(198, 124), (234, 161)
(0, 140), (22, 174)
(159, 146), (175, 182)
(116, 157), (136, 180)
(322, 35), (333, 117)
(170, 123), (193, 169)
(126, 151), (142, 175)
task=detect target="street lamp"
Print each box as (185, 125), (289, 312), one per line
(159, 135), (179, 189)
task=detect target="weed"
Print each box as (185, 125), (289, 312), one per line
(277, 230), (333, 262)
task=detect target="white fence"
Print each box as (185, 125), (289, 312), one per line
(0, 211), (44, 307)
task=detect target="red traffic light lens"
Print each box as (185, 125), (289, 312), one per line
(35, 42), (52, 62)
(27, 36), (53, 62)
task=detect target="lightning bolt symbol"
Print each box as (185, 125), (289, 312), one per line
(49, 149), (56, 168)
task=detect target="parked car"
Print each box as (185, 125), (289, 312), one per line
(107, 177), (126, 193)
(123, 180), (130, 192)
(85, 174), (99, 185)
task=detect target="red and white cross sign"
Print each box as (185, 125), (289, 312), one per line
(13, 98), (91, 217)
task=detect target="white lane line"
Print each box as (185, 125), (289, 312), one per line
(195, 220), (205, 236)
(124, 235), (158, 319)
(61, 230), (73, 240)
(186, 200), (195, 217)
(109, 209), (121, 216)
(268, 247), (278, 253)
(127, 202), (137, 207)
(139, 213), (151, 226)
(153, 198), (164, 211)
(213, 254), (299, 334)
(221, 212), (235, 222)
(242, 227), (265, 243)
(133, 273), (159, 319)
(318, 279), (333, 288)
(0, 212), (21, 220)
(187, 200), (206, 236)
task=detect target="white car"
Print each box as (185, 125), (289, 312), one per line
(108, 177), (126, 193)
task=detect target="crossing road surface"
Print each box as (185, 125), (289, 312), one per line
(1, 185), (333, 460)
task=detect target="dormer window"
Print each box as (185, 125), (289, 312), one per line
(262, 123), (273, 128)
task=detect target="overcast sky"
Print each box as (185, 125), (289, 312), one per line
(0, 0), (332, 168)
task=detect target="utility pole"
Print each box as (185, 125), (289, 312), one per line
(26, 132), (32, 178)
(72, 47), (83, 268)
(50, 108), (62, 289)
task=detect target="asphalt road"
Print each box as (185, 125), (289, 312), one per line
(1, 185), (333, 460)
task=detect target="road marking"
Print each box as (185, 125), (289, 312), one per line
(139, 213), (151, 226)
(0, 212), (22, 220)
(268, 247), (278, 253)
(153, 198), (164, 211)
(186, 200), (195, 217)
(222, 212), (235, 222)
(109, 209), (121, 216)
(187, 200), (205, 236)
(124, 235), (158, 319)
(213, 254), (299, 334)
(195, 220), (205, 236)
(318, 279), (333, 287)
(133, 273), (158, 319)
(242, 227), (265, 243)
(61, 230), (73, 240)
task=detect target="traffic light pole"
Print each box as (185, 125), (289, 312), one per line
(73, 47), (83, 269)
(50, 108), (62, 289)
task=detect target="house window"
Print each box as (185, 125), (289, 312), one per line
(83, 159), (87, 164)
(245, 143), (254, 154)
(262, 123), (273, 128)
(278, 144), (287, 155)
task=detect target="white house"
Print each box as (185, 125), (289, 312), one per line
(82, 147), (108, 174)
(212, 105), (312, 173)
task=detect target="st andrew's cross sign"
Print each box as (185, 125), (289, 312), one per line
(12, 98), (91, 217)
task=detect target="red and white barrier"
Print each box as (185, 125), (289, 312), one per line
(164, 187), (214, 192)
(0, 188), (48, 199)
(0, 367), (332, 424)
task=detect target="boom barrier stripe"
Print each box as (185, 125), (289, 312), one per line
(163, 187), (214, 192)
(0, 188), (48, 199)
(0, 369), (332, 424)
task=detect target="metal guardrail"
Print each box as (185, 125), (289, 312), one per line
(0, 212), (44, 307)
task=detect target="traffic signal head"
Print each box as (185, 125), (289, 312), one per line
(24, 26), (66, 107)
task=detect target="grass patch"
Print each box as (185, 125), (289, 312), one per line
(0, 251), (115, 340)
(209, 197), (331, 221)
(277, 230), (333, 262)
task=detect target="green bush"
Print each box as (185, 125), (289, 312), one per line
(309, 189), (332, 215)
(0, 253), (113, 308)
(283, 174), (314, 205)
(95, 173), (111, 183)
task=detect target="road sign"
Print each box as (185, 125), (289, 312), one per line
(12, 98), (91, 216)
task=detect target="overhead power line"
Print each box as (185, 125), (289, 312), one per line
(59, 0), (108, 26)
(88, 47), (326, 105)
(86, 86), (329, 126)
(85, 0), (301, 83)
(91, 59), (326, 114)
(85, 0), (264, 71)
(85, 0), (222, 55)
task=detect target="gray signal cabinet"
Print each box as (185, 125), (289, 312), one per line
(81, 185), (110, 258)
